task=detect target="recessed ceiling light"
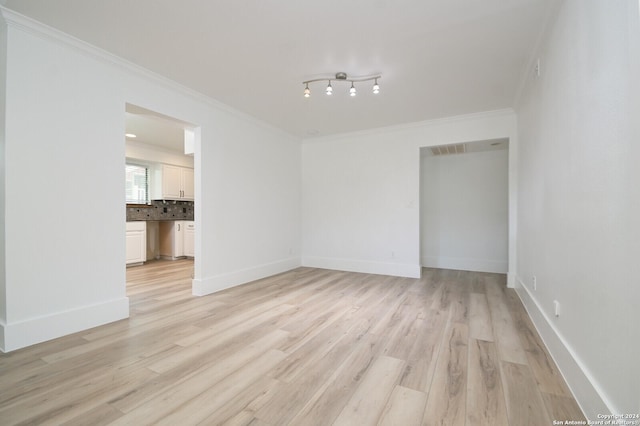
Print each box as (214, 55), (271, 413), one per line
(125, 133), (137, 138)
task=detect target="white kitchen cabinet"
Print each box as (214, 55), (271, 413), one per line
(126, 221), (147, 266)
(181, 168), (194, 200)
(159, 221), (185, 260)
(152, 164), (194, 201)
(184, 221), (195, 257)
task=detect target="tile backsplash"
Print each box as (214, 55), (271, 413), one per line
(126, 200), (194, 221)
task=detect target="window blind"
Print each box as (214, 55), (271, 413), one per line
(125, 164), (149, 204)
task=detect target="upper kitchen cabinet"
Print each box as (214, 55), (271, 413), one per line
(181, 168), (194, 199)
(152, 164), (194, 201)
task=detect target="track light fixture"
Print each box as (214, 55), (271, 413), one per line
(302, 72), (381, 98)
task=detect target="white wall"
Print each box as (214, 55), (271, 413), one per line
(193, 105), (301, 295)
(420, 149), (508, 273)
(2, 17), (129, 352)
(515, 0), (640, 417)
(301, 110), (517, 280)
(0, 18), (7, 344)
(0, 9), (301, 351)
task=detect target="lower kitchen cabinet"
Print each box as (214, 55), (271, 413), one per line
(159, 221), (184, 260)
(158, 220), (195, 260)
(126, 221), (147, 266)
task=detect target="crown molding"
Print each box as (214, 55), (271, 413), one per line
(302, 108), (516, 144)
(0, 6), (299, 141)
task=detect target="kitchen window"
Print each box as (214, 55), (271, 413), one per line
(126, 163), (150, 204)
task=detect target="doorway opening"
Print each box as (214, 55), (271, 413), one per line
(124, 103), (199, 294)
(419, 138), (510, 275)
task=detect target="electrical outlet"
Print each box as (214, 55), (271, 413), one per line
(553, 300), (560, 317)
(533, 275), (537, 291)
(535, 58), (541, 77)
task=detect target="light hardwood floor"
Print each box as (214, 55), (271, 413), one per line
(0, 260), (585, 425)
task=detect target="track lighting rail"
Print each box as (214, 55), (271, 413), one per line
(302, 72), (381, 97)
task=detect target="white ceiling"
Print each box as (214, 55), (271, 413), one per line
(4, 0), (555, 139)
(125, 104), (192, 152)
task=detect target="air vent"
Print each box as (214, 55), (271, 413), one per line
(430, 143), (466, 156)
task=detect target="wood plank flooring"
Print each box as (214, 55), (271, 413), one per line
(0, 260), (586, 425)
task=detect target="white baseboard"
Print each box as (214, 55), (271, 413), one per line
(421, 256), (508, 274)
(0, 297), (129, 353)
(514, 277), (610, 420)
(192, 257), (301, 296)
(301, 256), (421, 278)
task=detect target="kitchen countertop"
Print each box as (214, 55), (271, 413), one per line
(127, 218), (194, 221)
(126, 200), (194, 222)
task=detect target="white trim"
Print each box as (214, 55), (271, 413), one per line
(0, 297), (129, 353)
(302, 108), (516, 144)
(0, 6), (295, 141)
(507, 129), (518, 289)
(421, 256), (507, 274)
(514, 277), (612, 420)
(302, 256), (421, 278)
(192, 257), (301, 296)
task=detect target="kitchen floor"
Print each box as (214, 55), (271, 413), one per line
(126, 258), (194, 294)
